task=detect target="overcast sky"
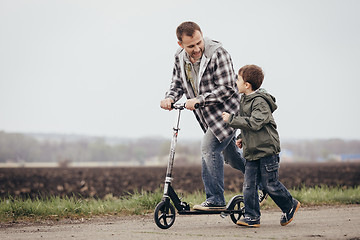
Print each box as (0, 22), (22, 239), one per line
(0, 0), (359, 140)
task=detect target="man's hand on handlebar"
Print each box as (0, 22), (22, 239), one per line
(185, 98), (200, 111)
(160, 98), (174, 111)
(160, 98), (200, 111)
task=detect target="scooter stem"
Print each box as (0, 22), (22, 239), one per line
(163, 107), (182, 197)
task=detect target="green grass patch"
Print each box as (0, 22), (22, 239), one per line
(0, 190), (163, 222)
(260, 185), (360, 209)
(1, 186), (359, 223)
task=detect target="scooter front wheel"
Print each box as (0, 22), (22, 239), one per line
(154, 200), (176, 229)
(228, 196), (245, 224)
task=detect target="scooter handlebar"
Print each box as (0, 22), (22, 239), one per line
(171, 102), (200, 110)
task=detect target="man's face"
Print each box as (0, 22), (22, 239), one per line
(178, 30), (204, 63)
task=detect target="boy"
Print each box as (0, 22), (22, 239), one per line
(222, 65), (300, 228)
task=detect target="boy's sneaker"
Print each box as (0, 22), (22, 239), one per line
(259, 189), (269, 206)
(193, 201), (226, 211)
(236, 217), (260, 228)
(280, 199), (300, 226)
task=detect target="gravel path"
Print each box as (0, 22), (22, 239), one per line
(1, 205), (359, 240)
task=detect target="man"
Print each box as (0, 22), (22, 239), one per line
(160, 21), (248, 210)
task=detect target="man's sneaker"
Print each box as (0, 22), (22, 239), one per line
(259, 189), (269, 206)
(280, 199), (300, 226)
(193, 201), (226, 211)
(236, 217), (260, 228)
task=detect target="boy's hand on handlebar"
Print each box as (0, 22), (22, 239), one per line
(222, 112), (230, 123)
(236, 139), (243, 149)
(160, 98), (174, 111)
(185, 98), (200, 110)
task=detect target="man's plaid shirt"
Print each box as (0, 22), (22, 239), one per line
(165, 39), (240, 142)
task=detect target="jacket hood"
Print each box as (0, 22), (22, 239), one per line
(175, 37), (222, 58)
(245, 88), (278, 112)
(203, 37), (222, 58)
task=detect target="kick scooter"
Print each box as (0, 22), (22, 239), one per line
(154, 103), (245, 229)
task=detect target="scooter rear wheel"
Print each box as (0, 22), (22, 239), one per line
(154, 200), (176, 229)
(228, 197), (245, 224)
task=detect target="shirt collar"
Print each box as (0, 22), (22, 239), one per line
(184, 51), (202, 65)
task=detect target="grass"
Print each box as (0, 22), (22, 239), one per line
(1, 186), (359, 223)
(0, 190), (163, 222)
(261, 185), (360, 209)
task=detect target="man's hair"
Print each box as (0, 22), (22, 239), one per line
(238, 65), (264, 91)
(176, 21), (202, 42)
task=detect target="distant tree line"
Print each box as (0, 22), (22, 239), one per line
(0, 131), (359, 163)
(0, 131), (200, 164)
(281, 139), (360, 161)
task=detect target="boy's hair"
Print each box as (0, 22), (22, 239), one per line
(238, 65), (264, 91)
(176, 21), (202, 42)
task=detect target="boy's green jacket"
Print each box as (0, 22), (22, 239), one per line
(228, 89), (280, 161)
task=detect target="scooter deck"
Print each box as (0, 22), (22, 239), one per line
(178, 209), (243, 215)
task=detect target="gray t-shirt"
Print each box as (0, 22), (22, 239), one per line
(184, 53), (202, 96)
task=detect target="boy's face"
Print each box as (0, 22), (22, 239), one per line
(178, 30), (204, 63)
(236, 74), (248, 93)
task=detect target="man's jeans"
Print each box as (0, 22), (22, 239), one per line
(243, 154), (294, 220)
(201, 130), (245, 206)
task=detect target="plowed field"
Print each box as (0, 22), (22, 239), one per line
(0, 162), (359, 199)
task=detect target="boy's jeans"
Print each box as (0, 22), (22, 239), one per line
(201, 130), (245, 205)
(243, 154), (294, 220)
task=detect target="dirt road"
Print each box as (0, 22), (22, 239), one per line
(1, 205), (359, 240)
